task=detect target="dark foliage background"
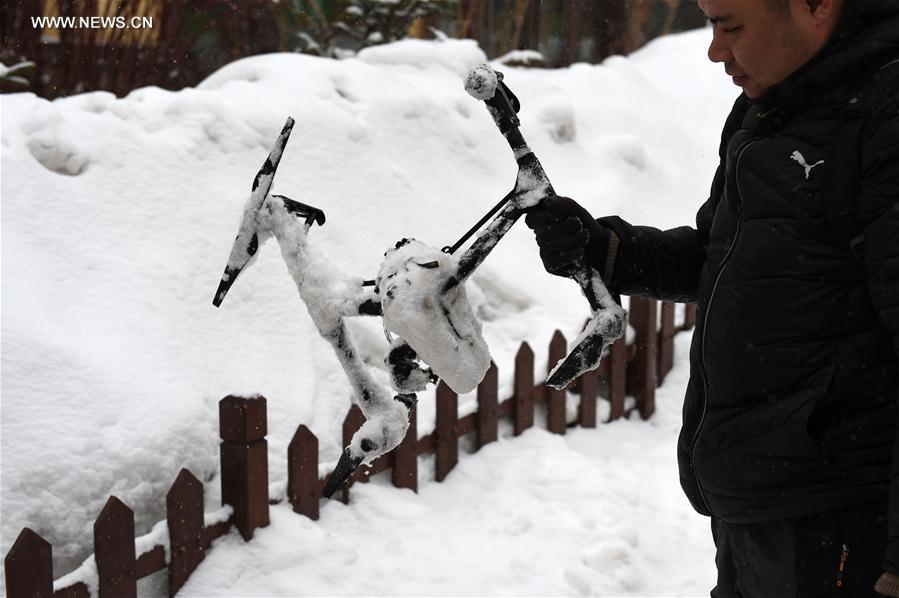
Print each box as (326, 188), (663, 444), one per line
(0, 0), (706, 99)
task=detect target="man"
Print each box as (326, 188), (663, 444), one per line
(526, 0), (899, 595)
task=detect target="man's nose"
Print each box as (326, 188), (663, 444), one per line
(707, 29), (732, 63)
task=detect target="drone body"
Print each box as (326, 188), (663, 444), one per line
(216, 64), (626, 498)
(378, 239), (490, 395)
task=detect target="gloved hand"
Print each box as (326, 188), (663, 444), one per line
(876, 572), (899, 596)
(524, 195), (614, 279)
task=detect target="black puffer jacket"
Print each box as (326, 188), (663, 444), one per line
(602, 0), (899, 532)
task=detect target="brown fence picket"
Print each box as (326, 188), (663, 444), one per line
(288, 424), (320, 520)
(392, 405), (418, 492)
(546, 330), (567, 434)
(513, 342), (535, 435)
(219, 395), (269, 541)
(627, 297), (658, 419)
(684, 302), (697, 329)
(477, 362), (498, 449)
(573, 317), (600, 428)
(166, 469), (205, 597)
(342, 404), (368, 487)
(94, 496), (136, 598)
(435, 382), (458, 482)
(578, 365), (598, 428)
(607, 336), (627, 421)
(4, 528), (53, 598)
(643, 298), (660, 419)
(658, 301), (676, 385)
(342, 404), (364, 447)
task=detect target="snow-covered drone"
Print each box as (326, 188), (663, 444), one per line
(213, 65), (626, 498)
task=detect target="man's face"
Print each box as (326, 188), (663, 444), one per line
(698, 0), (819, 99)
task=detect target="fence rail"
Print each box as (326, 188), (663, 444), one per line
(4, 297), (695, 598)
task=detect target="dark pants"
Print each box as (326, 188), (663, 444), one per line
(711, 498), (888, 598)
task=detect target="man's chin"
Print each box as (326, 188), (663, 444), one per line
(741, 83), (767, 100)
(732, 76), (763, 99)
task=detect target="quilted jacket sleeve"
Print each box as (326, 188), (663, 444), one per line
(596, 205), (710, 304)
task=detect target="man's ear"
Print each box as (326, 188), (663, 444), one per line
(806, 0), (838, 24)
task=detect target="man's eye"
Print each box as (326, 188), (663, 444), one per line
(722, 26), (742, 33)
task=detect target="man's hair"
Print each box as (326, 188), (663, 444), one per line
(765, 0), (791, 12)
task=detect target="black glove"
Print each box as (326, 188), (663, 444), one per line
(876, 572), (899, 597)
(525, 195), (612, 278)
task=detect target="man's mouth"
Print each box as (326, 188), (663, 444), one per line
(725, 65), (749, 87)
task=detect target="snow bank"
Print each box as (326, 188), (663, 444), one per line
(181, 334), (716, 597)
(357, 37), (487, 75)
(1, 26), (734, 593)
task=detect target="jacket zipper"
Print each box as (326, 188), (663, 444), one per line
(836, 543), (850, 589)
(689, 138), (757, 514)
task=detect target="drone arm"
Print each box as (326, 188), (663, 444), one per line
(446, 148), (553, 292)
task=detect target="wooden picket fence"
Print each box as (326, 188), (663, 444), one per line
(4, 297), (696, 598)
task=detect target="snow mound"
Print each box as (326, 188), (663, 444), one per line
(357, 38), (487, 75)
(198, 52), (330, 91)
(494, 49), (546, 67)
(539, 100), (577, 143)
(22, 103), (90, 175)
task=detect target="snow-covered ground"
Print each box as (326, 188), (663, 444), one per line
(177, 333), (712, 597)
(1, 26), (735, 596)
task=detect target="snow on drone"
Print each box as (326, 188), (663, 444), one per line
(213, 66), (625, 497)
